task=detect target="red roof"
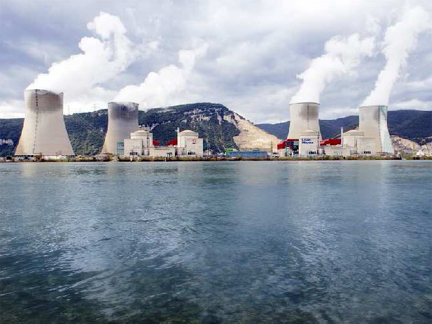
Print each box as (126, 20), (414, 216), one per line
(320, 138), (341, 146)
(167, 138), (177, 146)
(153, 140), (160, 146)
(277, 139), (299, 150)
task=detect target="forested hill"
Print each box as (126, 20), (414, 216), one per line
(257, 110), (432, 144)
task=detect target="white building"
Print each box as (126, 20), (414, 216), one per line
(123, 127), (175, 158)
(299, 130), (320, 156)
(176, 129), (204, 157)
(322, 129), (378, 157)
(123, 127), (204, 158)
(343, 130), (376, 155)
(124, 127), (154, 156)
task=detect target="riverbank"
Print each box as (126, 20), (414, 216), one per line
(1, 155), (431, 162)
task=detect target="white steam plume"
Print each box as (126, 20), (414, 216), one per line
(290, 34), (374, 104)
(362, 6), (431, 106)
(27, 12), (137, 99)
(114, 41), (208, 108)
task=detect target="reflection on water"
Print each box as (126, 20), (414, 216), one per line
(0, 161), (431, 323)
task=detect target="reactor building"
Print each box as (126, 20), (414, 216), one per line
(101, 102), (139, 155)
(15, 89), (74, 156)
(358, 105), (394, 155)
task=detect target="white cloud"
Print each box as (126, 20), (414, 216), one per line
(26, 12), (138, 113)
(392, 99), (432, 110)
(114, 41), (208, 108)
(0, 100), (25, 118)
(290, 34), (375, 104)
(1, 0), (431, 121)
(362, 6), (432, 106)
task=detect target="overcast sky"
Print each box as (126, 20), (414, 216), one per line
(0, 0), (431, 123)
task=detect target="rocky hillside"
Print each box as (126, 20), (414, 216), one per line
(391, 135), (432, 156)
(0, 103), (278, 156)
(257, 110), (432, 145)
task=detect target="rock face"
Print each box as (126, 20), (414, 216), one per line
(391, 135), (432, 156)
(228, 113), (279, 152)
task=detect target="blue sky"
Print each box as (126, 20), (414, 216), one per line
(0, 0), (431, 122)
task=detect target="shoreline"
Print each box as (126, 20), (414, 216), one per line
(1, 156), (431, 163)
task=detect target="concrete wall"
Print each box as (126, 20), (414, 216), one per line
(323, 146), (352, 157)
(102, 102), (138, 154)
(149, 147), (175, 157)
(357, 137), (376, 155)
(287, 102), (321, 140)
(124, 139), (143, 156)
(15, 89), (74, 156)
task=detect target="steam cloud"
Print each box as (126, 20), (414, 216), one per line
(27, 12), (137, 98)
(362, 6), (431, 106)
(114, 41), (208, 108)
(290, 34), (374, 104)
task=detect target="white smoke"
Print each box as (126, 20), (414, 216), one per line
(290, 34), (375, 104)
(362, 6), (431, 106)
(27, 12), (137, 99)
(114, 41), (208, 108)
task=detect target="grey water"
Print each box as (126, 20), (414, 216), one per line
(0, 161), (431, 324)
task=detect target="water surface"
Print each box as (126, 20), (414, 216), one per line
(0, 161), (431, 323)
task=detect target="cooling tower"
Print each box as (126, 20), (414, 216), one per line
(287, 102), (321, 139)
(101, 102), (139, 154)
(15, 89), (74, 156)
(359, 105), (394, 155)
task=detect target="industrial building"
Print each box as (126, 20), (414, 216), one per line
(281, 102), (321, 156)
(15, 89), (74, 156)
(176, 129), (204, 157)
(121, 127), (203, 158)
(102, 102), (139, 155)
(123, 127), (176, 157)
(359, 105), (394, 155)
(278, 104), (394, 157)
(287, 102), (321, 140)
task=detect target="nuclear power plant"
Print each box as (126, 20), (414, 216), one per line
(287, 102), (321, 140)
(278, 102), (395, 157)
(359, 105), (394, 155)
(15, 89), (74, 156)
(12, 83), (398, 160)
(101, 102), (139, 155)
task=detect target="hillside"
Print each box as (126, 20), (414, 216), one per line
(0, 103), (278, 156)
(257, 110), (432, 144)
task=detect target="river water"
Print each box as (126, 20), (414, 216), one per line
(0, 161), (431, 324)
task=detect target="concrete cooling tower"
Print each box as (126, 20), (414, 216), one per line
(359, 105), (394, 154)
(15, 89), (74, 156)
(287, 102), (321, 139)
(101, 102), (139, 154)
